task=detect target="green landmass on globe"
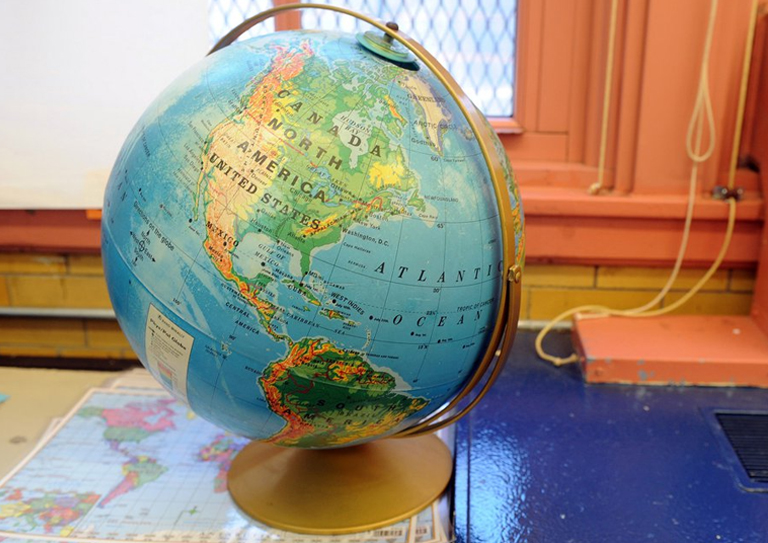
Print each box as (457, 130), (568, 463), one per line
(259, 336), (428, 447)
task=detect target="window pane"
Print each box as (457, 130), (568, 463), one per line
(208, 0), (517, 117)
(209, 0), (274, 43)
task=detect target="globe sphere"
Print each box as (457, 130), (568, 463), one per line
(102, 29), (524, 449)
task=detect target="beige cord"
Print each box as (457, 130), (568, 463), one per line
(589, 0), (620, 195)
(535, 201), (738, 366)
(536, 0), (759, 366)
(727, 0), (761, 187)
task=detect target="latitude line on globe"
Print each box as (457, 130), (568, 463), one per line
(104, 210), (500, 360)
(109, 210), (501, 347)
(104, 192), (502, 363)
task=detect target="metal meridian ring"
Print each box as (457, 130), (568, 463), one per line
(208, 3), (522, 438)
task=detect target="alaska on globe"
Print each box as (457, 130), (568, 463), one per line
(102, 27), (524, 450)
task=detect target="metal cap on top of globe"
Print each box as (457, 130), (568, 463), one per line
(101, 4), (524, 535)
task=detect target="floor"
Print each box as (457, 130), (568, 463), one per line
(453, 331), (768, 543)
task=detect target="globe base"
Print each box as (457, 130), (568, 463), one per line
(227, 434), (452, 535)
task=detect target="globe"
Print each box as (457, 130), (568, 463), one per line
(102, 25), (524, 454)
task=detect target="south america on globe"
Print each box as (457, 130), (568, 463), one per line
(102, 29), (525, 449)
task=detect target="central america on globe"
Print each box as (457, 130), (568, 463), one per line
(101, 28), (525, 449)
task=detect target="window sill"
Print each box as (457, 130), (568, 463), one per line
(489, 117), (524, 135)
(521, 186), (763, 221)
(521, 186), (763, 267)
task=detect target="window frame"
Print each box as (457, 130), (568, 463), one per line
(506, 0), (764, 266)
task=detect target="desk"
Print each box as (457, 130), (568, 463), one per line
(454, 331), (768, 542)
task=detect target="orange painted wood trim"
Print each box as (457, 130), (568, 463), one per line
(537, 0), (578, 132)
(633, 0), (755, 195)
(501, 133), (569, 162)
(514, 162), (601, 189)
(0, 211), (101, 254)
(581, 0), (612, 171)
(611, 0), (649, 194)
(751, 215), (768, 335)
(746, 4), (768, 172)
(514, 160), (760, 191)
(520, 182), (762, 220)
(514, 0), (543, 132)
(565, 0), (596, 164)
(747, 4), (768, 338)
(711, 1), (761, 192)
(511, 0), (761, 194)
(526, 215), (760, 266)
(513, 0), (604, 162)
(740, 5), (767, 159)
(273, 0), (302, 31)
(488, 118), (524, 135)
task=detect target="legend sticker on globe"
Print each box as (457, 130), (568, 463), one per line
(145, 304), (193, 402)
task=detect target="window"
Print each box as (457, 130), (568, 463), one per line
(207, 0), (518, 117)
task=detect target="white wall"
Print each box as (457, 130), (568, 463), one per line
(0, 0), (210, 208)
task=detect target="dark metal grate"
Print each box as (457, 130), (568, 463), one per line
(716, 413), (768, 483)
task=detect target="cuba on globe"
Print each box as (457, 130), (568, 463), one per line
(102, 29), (524, 449)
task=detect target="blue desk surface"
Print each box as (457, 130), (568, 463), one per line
(453, 331), (768, 542)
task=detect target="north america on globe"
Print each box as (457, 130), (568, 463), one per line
(102, 29), (524, 448)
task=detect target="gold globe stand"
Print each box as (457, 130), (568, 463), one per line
(210, 4), (523, 534)
(228, 434), (452, 534)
